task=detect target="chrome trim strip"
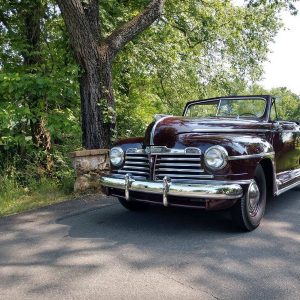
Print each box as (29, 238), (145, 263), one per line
(228, 152), (275, 161)
(156, 168), (204, 173)
(123, 166), (149, 171)
(100, 175), (244, 199)
(125, 161), (148, 166)
(157, 179), (253, 184)
(192, 128), (271, 133)
(156, 157), (200, 161)
(111, 176), (253, 185)
(273, 159), (278, 195)
(126, 148), (146, 155)
(276, 180), (300, 196)
(118, 170), (149, 175)
(125, 156), (148, 161)
(158, 163), (201, 167)
(150, 116), (172, 145)
(222, 179), (252, 185)
(155, 174), (213, 179)
(127, 147), (202, 156)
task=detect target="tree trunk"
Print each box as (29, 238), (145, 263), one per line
(23, 1), (51, 152)
(80, 47), (115, 149)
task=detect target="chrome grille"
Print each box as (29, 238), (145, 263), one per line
(112, 147), (213, 181)
(112, 151), (150, 178)
(154, 152), (212, 181)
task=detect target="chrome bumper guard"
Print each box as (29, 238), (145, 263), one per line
(100, 174), (244, 207)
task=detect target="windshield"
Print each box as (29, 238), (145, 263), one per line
(185, 97), (267, 119)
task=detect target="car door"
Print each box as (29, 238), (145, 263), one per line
(271, 99), (300, 187)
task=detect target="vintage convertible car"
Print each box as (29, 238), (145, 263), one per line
(100, 95), (300, 231)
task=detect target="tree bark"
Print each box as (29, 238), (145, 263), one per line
(22, 1), (52, 152)
(57, 0), (165, 149)
(79, 46), (114, 149)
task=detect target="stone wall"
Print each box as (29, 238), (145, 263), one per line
(70, 149), (110, 193)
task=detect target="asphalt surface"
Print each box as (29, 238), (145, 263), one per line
(0, 191), (299, 300)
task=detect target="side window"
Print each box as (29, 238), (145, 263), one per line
(270, 101), (278, 121)
(271, 98), (293, 122)
(271, 97), (300, 122)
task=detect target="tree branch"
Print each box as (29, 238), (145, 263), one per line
(106, 0), (165, 55)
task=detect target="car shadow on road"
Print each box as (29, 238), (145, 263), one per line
(57, 188), (300, 238)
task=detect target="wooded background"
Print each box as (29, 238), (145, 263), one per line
(0, 0), (299, 214)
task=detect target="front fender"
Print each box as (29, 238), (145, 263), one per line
(177, 133), (275, 180)
(178, 133), (273, 156)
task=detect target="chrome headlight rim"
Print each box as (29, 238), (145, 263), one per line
(204, 145), (228, 170)
(110, 147), (124, 167)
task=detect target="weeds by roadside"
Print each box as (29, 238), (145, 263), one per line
(0, 174), (74, 217)
(0, 140), (79, 217)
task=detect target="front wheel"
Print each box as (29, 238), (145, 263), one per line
(118, 197), (149, 211)
(231, 165), (267, 231)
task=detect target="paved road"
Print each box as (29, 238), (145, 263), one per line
(0, 191), (299, 300)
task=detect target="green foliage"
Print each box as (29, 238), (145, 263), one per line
(0, 72), (80, 148)
(247, 0), (298, 15)
(0, 0), (80, 214)
(272, 87), (300, 120)
(111, 0), (287, 137)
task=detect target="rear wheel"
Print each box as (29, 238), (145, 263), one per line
(231, 164), (267, 231)
(118, 197), (149, 211)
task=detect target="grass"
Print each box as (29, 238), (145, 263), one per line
(0, 175), (74, 217)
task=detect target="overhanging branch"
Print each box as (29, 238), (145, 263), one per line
(106, 0), (165, 55)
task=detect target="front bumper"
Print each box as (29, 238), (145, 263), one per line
(100, 175), (246, 210)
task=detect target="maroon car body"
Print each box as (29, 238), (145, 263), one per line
(101, 95), (300, 230)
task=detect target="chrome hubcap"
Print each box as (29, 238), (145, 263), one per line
(248, 181), (260, 217)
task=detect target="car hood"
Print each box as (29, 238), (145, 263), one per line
(149, 116), (273, 147)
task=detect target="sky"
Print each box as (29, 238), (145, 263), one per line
(233, 1), (300, 95)
(259, 3), (300, 95)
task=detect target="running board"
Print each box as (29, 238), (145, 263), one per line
(276, 180), (300, 196)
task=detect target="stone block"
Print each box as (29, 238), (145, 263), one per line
(70, 149), (110, 193)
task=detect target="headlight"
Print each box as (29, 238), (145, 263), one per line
(204, 146), (228, 170)
(110, 147), (124, 167)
